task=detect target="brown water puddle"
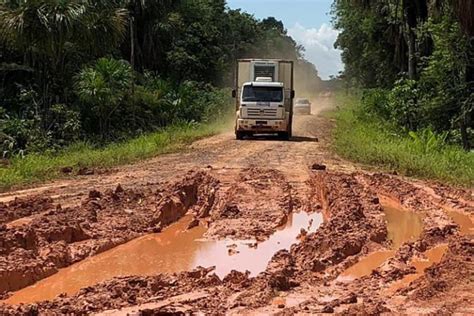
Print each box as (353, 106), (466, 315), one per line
(445, 210), (474, 235)
(384, 204), (424, 249)
(387, 244), (448, 294)
(337, 250), (395, 282)
(338, 203), (424, 282)
(3, 211), (322, 305)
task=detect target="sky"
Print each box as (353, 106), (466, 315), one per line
(226, 0), (343, 80)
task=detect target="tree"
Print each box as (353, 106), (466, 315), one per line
(333, 0), (473, 148)
(75, 57), (132, 139)
(261, 17), (285, 34)
(452, 0), (474, 149)
(0, 0), (127, 104)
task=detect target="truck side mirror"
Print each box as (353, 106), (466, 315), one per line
(291, 90), (295, 99)
(232, 90), (236, 98)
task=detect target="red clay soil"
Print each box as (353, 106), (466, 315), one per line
(0, 168), (472, 315)
(206, 168), (294, 240)
(290, 171), (387, 278)
(403, 237), (473, 313)
(0, 171), (219, 295)
(0, 197), (54, 225)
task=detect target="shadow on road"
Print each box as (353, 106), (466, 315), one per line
(241, 135), (319, 143)
(290, 136), (319, 143)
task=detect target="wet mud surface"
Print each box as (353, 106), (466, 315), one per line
(0, 98), (472, 315)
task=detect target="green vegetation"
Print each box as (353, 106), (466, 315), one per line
(1, 0), (320, 157)
(0, 120), (230, 191)
(332, 0), (473, 150)
(331, 0), (473, 185)
(333, 94), (474, 186)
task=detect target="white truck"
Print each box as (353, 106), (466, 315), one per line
(232, 59), (295, 140)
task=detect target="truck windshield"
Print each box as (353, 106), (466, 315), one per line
(242, 86), (283, 102)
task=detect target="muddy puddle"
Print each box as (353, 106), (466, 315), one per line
(387, 244), (448, 294)
(338, 204), (424, 281)
(445, 210), (473, 235)
(384, 205), (424, 249)
(3, 211), (322, 305)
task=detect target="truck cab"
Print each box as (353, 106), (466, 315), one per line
(233, 59), (294, 140)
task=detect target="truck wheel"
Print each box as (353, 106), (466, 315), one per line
(236, 131), (245, 140)
(278, 132), (290, 140)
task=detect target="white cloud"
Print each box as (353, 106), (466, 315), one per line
(288, 23), (343, 80)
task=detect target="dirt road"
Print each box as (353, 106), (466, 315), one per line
(0, 97), (472, 315)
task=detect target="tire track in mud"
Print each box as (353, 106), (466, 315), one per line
(0, 167), (305, 306)
(0, 169), (472, 315)
(0, 171), (219, 295)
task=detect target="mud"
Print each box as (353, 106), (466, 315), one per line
(0, 97), (472, 315)
(338, 204), (425, 281)
(0, 197), (54, 226)
(3, 211), (322, 305)
(1, 170), (472, 315)
(0, 171), (219, 295)
(206, 168), (295, 240)
(445, 209), (474, 235)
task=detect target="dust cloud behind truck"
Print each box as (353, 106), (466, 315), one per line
(232, 59), (295, 140)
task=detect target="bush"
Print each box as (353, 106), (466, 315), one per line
(387, 79), (420, 131)
(333, 94), (474, 186)
(76, 57), (133, 139)
(359, 88), (390, 120)
(46, 104), (82, 147)
(416, 18), (472, 138)
(0, 112), (27, 158)
(2, 58), (232, 161)
(408, 129), (448, 154)
(75, 61), (232, 142)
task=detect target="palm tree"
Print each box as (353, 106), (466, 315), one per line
(0, 0), (128, 103)
(125, 0), (179, 71)
(75, 57), (132, 138)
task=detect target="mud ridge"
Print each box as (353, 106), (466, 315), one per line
(290, 171), (387, 278)
(320, 173), (473, 315)
(0, 171), (219, 296)
(0, 169), (472, 315)
(0, 267), (225, 315)
(206, 168), (294, 241)
(0, 197), (54, 226)
(360, 173), (465, 245)
(409, 237), (473, 298)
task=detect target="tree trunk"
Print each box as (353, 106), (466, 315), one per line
(460, 116), (469, 151)
(461, 61), (473, 150)
(454, 0), (474, 150)
(403, 0), (420, 80)
(407, 29), (417, 80)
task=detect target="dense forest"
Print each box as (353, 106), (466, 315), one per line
(333, 0), (473, 149)
(0, 0), (321, 157)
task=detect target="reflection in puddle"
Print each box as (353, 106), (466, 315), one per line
(195, 211), (322, 278)
(3, 212), (322, 305)
(338, 204), (424, 282)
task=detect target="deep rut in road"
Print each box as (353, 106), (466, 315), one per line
(0, 166), (472, 315)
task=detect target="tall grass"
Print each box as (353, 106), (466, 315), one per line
(0, 121), (230, 192)
(332, 95), (474, 187)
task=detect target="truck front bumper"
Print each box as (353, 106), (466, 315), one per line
(236, 119), (288, 132)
